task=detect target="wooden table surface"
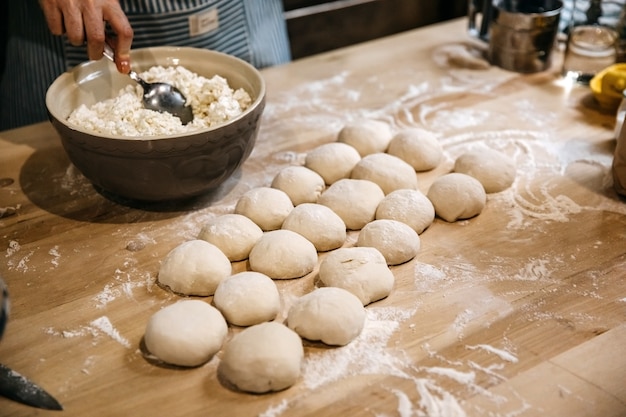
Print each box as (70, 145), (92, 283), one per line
(1, 18), (626, 417)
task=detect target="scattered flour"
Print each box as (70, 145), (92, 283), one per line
(47, 316), (131, 349)
(301, 306), (415, 390)
(48, 245), (61, 268)
(258, 399), (289, 417)
(466, 344), (519, 363)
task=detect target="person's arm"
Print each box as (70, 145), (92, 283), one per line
(38, 0), (133, 73)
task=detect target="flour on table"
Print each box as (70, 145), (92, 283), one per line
(5, 240), (34, 273)
(301, 306), (415, 390)
(466, 344), (519, 363)
(259, 399), (289, 417)
(47, 245), (61, 268)
(47, 316), (131, 348)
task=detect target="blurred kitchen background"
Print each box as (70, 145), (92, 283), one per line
(283, 0), (467, 59)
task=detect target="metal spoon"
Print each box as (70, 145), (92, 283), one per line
(103, 43), (194, 125)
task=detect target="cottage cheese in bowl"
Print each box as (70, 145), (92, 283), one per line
(67, 65), (252, 137)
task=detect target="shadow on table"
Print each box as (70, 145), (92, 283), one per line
(19, 145), (239, 224)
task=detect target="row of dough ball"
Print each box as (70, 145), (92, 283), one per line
(145, 277), (367, 393)
(144, 119), (517, 394)
(270, 119), (516, 225)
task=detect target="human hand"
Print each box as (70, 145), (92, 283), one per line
(39, 0), (134, 73)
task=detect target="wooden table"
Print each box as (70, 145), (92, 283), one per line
(1, 18), (625, 417)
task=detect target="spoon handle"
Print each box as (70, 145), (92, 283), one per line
(103, 41), (116, 63)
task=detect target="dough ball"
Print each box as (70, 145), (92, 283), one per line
(282, 203), (346, 252)
(271, 165), (325, 205)
(375, 189), (435, 234)
(304, 142), (361, 185)
(318, 178), (385, 230)
(350, 152), (418, 195)
(318, 246), (394, 305)
(356, 219), (420, 265)
(453, 148), (516, 193)
(197, 214), (263, 262)
(235, 187), (294, 231)
(427, 173), (486, 222)
(213, 271), (280, 327)
(144, 300), (227, 367)
(219, 322), (303, 393)
(387, 128), (443, 171)
(287, 287), (365, 346)
(158, 240), (232, 296)
(249, 229), (318, 279)
(337, 119), (392, 156)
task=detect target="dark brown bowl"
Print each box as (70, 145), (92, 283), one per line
(46, 47), (265, 202)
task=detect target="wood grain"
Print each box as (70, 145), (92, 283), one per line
(0, 18), (625, 417)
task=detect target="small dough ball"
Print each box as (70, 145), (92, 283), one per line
(249, 230), (318, 279)
(235, 187), (294, 231)
(144, 300), (227, 367)
(350, 153), (418, 195)
(219, 322), (303, 393)
(213, 271), (280, 326)
(427, 173), (486, 222)
(282, 203), (346, 252)
(271, 165), (325, 205)
(197, 214), (263, 261)
(376, 189), (435, 234)
(287, 287), (365, 346)
(453, 148), (516, 193)
(158, 240), (232, 296)
(337, 119), (392, 156)
(356, 219), (420, 265)
(304, 142), (361, 185)
(318, 246), (394, 305)
(387, 128), (443, 171)
(318, 178), (385, 230)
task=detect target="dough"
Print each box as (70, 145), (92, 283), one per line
(356, 219), (420, 265)
(453, 148), (516, 193)
(144, 300), (227, 367)
(271, 165), (325, 205)
(318, 246), (394, 305)
(158, 239), (232, 296)
(427, 173), (486, 222)
(218, 322), (304, 393)
(248, 229), (318, 279)
(317, 178), (385, 230)
(234, 187), (294, 231)
(350, 152), (418, 195)
(287, 287), (365, 346)
(376, 189), (435, 234)
(281, 203), (346, 252)
(337, 119), (392, 156)
(304, 142), (361, 185)
(386, 128), (443, 171)
(197, 214), (263, 261)
(213, 271), (280, 326)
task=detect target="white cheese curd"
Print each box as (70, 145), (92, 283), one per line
(67, 65), (252, 137)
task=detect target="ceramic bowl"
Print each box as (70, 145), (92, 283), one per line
(46, 47), (265, 202)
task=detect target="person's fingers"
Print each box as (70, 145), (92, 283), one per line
(84, 20), (106, 61)
(38, 0), (65, 35)
(61, 3), (86, 45)
(103, 7), (133, 73)
(39, 0), (133, 73)
(81, 1), (106, 60)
